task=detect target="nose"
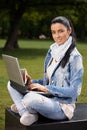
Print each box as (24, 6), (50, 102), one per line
(55, 32), (60, 38)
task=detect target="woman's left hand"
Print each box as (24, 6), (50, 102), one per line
(28, 83), (48, 92)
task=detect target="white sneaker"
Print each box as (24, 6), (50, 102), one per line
(11, 104), (18, 113)
(20, 112), (38, 126)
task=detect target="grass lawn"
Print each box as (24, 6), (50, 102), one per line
(0, 39), (87, 130)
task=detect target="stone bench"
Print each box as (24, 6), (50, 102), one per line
(5, 103), (87, 130)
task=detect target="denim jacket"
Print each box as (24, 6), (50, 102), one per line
(33, 47), (84, 104)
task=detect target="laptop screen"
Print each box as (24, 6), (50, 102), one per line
(2, 54), (25, 86)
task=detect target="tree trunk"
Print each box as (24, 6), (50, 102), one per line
(3, 22), (19, 51)
(3, 3), (25, 51)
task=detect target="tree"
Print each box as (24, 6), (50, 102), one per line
(75, 2), (87, 41)
(2, 0), (27, 50)
(0, 0), (87, 50)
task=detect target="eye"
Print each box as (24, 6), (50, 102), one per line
(58, 29), (64, 33)
(51, 30), (56, 34)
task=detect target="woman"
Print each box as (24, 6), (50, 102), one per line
(7, 16), (84, 126)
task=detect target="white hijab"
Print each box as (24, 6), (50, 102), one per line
(50, 36), (72, 63)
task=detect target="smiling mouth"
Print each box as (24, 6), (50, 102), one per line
(57, 39), (62, 42)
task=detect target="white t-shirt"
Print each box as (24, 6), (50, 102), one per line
(47, 58), (58, 83)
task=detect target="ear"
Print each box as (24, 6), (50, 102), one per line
(68, 27), (72, 35)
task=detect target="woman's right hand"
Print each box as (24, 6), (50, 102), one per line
(25, 74), (32, 86)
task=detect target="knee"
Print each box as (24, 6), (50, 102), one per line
(7, 81), (12, 91)
(22, 92), (43, 107)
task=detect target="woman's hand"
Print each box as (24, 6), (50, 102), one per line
(25, 74), (32, 85)
(29, 83), (48, 92)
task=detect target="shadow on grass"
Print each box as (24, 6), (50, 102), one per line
(0, 48), (48, 59)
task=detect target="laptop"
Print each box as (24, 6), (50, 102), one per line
(2, 54), (30, 94)
(2, 54), (55, 97)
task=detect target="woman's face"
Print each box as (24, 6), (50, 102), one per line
(51, 23), (72, 45)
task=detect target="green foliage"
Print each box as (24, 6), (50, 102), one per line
(0, 0), (87, 41)
(0, 39), (87, 130)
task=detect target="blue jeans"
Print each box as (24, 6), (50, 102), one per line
(7, 81), (67, 120)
